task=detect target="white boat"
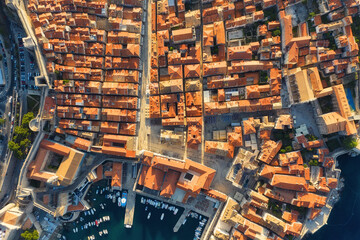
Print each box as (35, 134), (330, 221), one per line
(93, 208), (96, 212)
(91, 209), (94, 215)
(160, 213), (164, 220)
(182, 218), (187, 225)
(72, 229), (75, 233)
(141, 197), (145, 204)
(96, 190), (98, 194)
(145, 206), (148, 211)
(147, 212), (151, 219)
(174, 208), (178, 215)
(99, 231), (103, 236)
(76, 227), (78, 232)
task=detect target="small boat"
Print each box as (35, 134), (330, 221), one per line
(99, 231), (103, 236)
(93, 208), (96, 212)
(141, 197), (145, 204)
(95, 220), (99, 227)
(72, 229), (75, 233)
(160, 213), (164, 220)
(145, 206), (148, 211)
(81, 226), (83, 230)
(121, 192), (127, 207)
(182, 218), (187, 225)
(96, 190), (98, 194)
(118, 197), (121, 207)
(91, 209), (94, 215)
(76, 227), (78, 232)
(147, 212), (151, 219)
(174, 208), (178, 215)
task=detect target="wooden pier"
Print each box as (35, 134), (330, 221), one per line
(173, 208), (190, 232)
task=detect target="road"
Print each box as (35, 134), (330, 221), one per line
(137, 0), (151, 152)
(0, 4), (41, 207)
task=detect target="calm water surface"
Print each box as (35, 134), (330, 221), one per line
(61, 180), (206, 240)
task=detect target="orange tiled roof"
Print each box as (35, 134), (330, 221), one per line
(160, 170), (181, 198)
(270, 174), (307, 191)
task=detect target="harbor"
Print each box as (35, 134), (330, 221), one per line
(60, 179), (207, 240)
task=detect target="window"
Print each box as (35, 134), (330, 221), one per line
(184, 173), (193, 181)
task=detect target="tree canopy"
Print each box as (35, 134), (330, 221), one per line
(22, 112), (35, 128)
(343, 137), (358, 150)
(20, 230), (39, 240)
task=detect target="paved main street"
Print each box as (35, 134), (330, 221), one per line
(0, 2), (41, 209)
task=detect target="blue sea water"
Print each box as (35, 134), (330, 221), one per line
(345, 88), (356, 111)
(61, 180), (206, 240)
(307, 154), (360, 240)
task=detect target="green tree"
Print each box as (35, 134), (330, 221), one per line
(14, 126), (30, 140)
(20, 139), (31, 149)
(343, 137), (358, 150)
(22, 112), (35, 128)
(21, 230), (39, 240)
(8, 140), (20, 152)
(272, 29), (281, 36)
(285, 146), (293, 152)
(309, 12), (316, 18)
(0, 118), (5, 125)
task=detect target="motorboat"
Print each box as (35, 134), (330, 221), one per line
(145, 206), (148, 211)
(174, 208), (178, 215)
(121, 192), (127, 207)
(147, 212), (151, 219)
(160, 213), (164, 220)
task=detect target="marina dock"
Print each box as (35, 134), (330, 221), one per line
(124, 190), (136, 227)
(173, 208), (190, 232)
